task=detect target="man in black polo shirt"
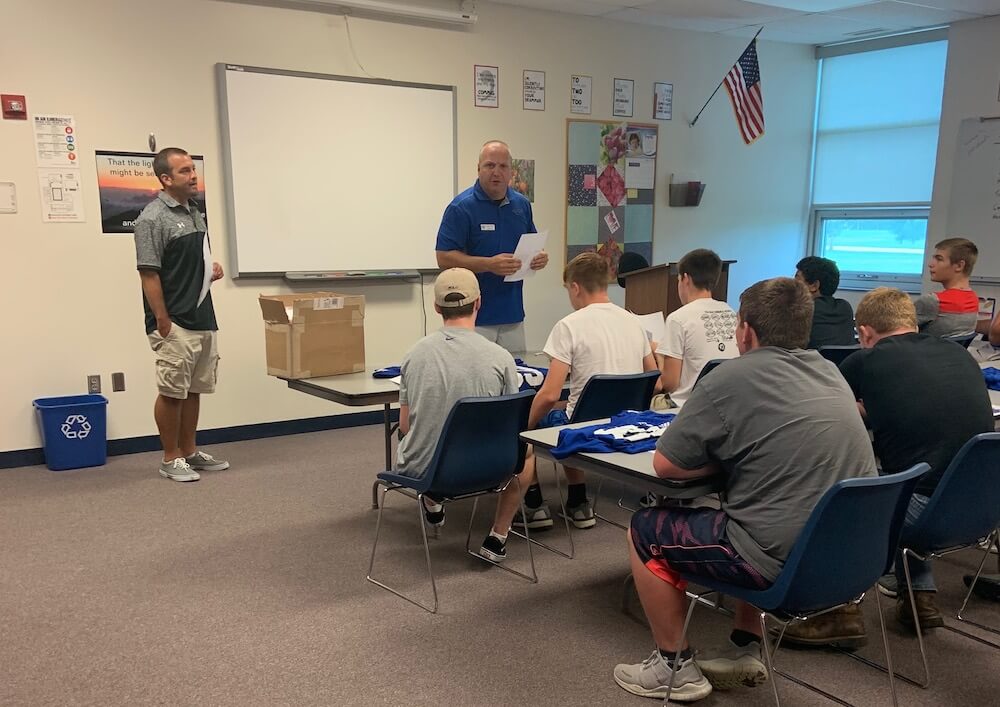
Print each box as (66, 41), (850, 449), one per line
(843, 288), (991, 628)
(134, 147), (229, 482)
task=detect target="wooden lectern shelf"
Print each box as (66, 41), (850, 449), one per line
(621, 261), (736, 316)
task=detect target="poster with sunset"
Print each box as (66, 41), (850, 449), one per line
(95, 150), (207, 234)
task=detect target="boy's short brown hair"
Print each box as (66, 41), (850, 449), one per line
(564, 252), (612, 293)
(936, 238), (978, 275)
(854, 287), (917, 334)
(678, 249), (723, 291)
(738, 277), (813, 349)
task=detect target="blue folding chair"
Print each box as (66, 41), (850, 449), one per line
(533, 371), (661, 546)
(818, 344), (861, 366)
(366, 390), (535, 613)
(943, 332), (977, 349)
(661, 463), (929, 707)
(890, 433), (1000, 686)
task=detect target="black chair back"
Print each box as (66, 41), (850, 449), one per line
(570, 371), (661, 423)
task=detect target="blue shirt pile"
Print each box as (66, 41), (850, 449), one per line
(983, 367), (1000, 391)
(375, 359), (547, 393)
(550, 411), (676, 460)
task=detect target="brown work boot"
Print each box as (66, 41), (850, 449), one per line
(773, 604), (868, 649)
(896, 591), (944, 630)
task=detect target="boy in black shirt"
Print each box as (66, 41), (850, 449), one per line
(841, 288), (993, 628)
(795, 256), (855, 349)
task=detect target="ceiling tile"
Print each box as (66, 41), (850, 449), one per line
(486, 0), (630, 16)
(748, 0), (881, 9)
(830, 0), (981, 28)
(634, 0), (805, 21)
(907, 0), (1000, 14)
(600, 8), (752, 30)
(722, 12), (878, 42)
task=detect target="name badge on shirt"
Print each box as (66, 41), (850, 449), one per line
(480, 223), (496, 231)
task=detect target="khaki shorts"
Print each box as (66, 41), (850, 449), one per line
(475, 322), (527, 354)
(148, 324), (220, 399)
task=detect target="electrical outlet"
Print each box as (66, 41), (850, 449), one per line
(111, 372), (126, 392)
(87, 374), (101, 394)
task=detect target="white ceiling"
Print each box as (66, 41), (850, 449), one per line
(486, 0), (1000, 44)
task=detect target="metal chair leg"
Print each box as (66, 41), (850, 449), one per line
(874, 586), (899, 707)
(901, 549), (932, 688)
(464, 479), (539, 583)
(759, 613), (783, 707)
(365, 485), (439, 613)
(594, 479), (631, 530)
(949, 530), (1000, 645)
(371, 479), (380, 509)
(663, 589), (705, 704)
(512, 459), (575, 559)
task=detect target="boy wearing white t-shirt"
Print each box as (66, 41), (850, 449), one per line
(657, 249), (739, 406)
(479, 253), (658, 562)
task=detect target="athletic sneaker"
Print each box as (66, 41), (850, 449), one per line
(562, 499), (596, 529)
(964, 574), (1000, 602)
(877, 574), (899, 598)
(422, 498), (445, 528)
(479, 534), (507, 562)
(696, 640), (768, 689)
(614, 650), (713, 702)
(185, 450), (230, 471)
(159, 457), (200, 482)
(512, 504), (554, 530)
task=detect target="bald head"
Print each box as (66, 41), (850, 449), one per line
(477, 141), (512, 200)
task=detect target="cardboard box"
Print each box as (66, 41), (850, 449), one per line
(259, 292), (365, 379)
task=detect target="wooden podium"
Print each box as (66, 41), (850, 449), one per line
(621, 261), (736, 316)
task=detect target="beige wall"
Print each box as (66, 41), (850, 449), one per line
(0, 0), (817, 452)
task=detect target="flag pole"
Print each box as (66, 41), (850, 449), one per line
(689, 27), (763, 128)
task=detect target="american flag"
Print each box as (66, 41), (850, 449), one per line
(723, 39), (764, 145)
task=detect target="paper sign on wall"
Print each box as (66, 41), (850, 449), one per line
(571, 75), (592, 115)
(37, 169), (84, 222)
(523, 70), (545, 111)
(34, 115), (79, 168)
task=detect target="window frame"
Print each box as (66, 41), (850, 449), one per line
(808, 204), (930, 293)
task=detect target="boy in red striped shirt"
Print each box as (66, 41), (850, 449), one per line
(914, 238), (979, 337)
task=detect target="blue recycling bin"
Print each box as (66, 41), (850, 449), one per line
(32, 394), (108, 471)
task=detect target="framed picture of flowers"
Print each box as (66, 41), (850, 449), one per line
(565, 118), (658, 277)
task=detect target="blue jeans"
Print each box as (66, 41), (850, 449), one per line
(539, 409), (569, 428)
(895, 493), (936, 592)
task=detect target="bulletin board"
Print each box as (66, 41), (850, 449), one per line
(565, 119), (658, 275)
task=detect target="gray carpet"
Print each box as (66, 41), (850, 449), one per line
(1, 424), (998, 706)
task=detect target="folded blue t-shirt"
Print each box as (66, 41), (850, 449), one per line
(551, 410), (676, 460)
(983, 366), (1000, 391)
(374, 359), (548, 392)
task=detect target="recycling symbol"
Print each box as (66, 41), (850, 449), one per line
(61, 414), (92, 440)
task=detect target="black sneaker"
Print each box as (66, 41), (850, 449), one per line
(479, 534), (507, 562)
(422, 499), (445, 528)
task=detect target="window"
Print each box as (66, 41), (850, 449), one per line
(809, 36), (947, 290)
(814, 208), (929, 288)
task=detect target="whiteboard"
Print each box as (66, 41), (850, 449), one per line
(945, 117), (1000, 282)
(217, 64), (456, 275)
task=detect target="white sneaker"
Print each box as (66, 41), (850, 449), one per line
(185, 450), (230, 471)
(159, 457), (200, 482)
(614, 650), (713, 701)
(696, 639), (769, 689)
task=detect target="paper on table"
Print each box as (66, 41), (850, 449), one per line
(634, 312), (666, 347)
(390, 376), (401, 385)
(504, 230), (548, 282)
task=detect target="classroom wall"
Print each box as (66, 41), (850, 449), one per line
(927, 14), (1000, 305)
(0, 0), (817, 454)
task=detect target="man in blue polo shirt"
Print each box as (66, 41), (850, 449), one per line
(435, 140), (548, 352)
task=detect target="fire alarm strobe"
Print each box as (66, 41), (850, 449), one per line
(2, 94), (27, 120)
